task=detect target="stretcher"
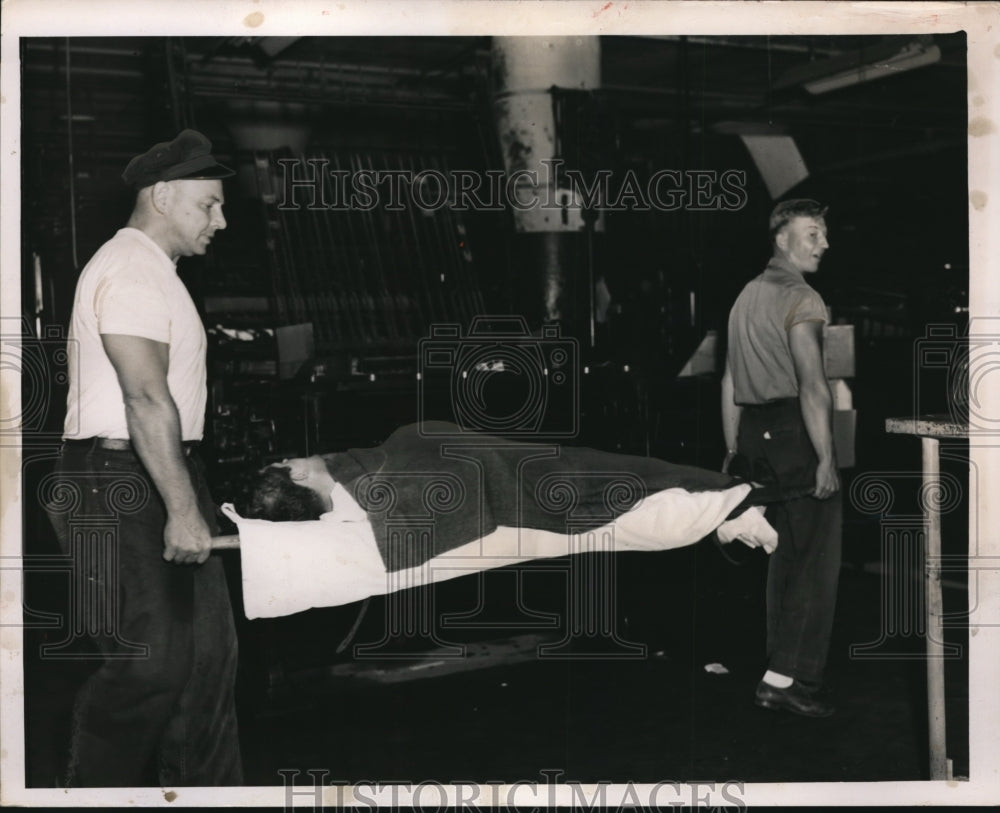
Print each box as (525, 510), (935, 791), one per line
(211, 481), (776, 619)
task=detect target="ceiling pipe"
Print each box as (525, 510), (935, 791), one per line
(638, 35), (844, 56)
(803, 41), (941, 94)
(188, 55), (460, 80)
(773, 35), (939, 90)
(23, 42), (156, 57)
(24, 64), (149, 80)
(192, 86), (471, 112)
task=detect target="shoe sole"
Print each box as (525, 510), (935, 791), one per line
(755, 697), (834, 718)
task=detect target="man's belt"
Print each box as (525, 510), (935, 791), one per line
(63, 437), (201, 454)
(741, 397), (798, 412)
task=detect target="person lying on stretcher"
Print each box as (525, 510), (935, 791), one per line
(236, 455), (337, 521)
(231, 421), (780, 566)
(220, 423), (784, 618)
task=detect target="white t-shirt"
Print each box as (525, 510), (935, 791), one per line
(63, 227), (207, 441)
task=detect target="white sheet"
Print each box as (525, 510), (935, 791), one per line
(221, 482), (776, 619)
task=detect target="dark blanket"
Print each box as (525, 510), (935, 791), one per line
(323, 421), (747, 572)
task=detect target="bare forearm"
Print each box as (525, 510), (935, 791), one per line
(787, 320), (839, 498)
(798, 380), (836, 465)
(123, 394), (199, 514)
(721, 367), (743, 452)
(103, 332), (212, 564)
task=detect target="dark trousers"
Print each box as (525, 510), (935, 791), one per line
(45, 442), (243, 787)
(737, 399), (842, 684)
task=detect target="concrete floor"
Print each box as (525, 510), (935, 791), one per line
(233, 544), (968, 785)
(23, 521), (969, 788)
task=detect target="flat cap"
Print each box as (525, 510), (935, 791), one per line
(122, 129), (235, 189)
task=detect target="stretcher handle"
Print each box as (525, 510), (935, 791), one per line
(211, 534), (241, 550)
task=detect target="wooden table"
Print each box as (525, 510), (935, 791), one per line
(885, 415), (967, 781)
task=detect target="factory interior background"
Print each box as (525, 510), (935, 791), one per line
(15, 33), (974, 788)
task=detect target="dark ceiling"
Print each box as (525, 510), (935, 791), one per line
(20, 33), (969, 330)
(22, 33), (967, 160)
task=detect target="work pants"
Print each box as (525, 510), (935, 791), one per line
(45, 441), (243, 787)
(737, 399), (842, 685)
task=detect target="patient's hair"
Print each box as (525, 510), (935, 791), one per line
(235, 466), (326, 522)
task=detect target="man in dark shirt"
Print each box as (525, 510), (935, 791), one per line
(721, 199), (841, 717)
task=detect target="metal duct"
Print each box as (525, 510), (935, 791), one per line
(491, 37), (602, 334)
(491, 36), (600, 234)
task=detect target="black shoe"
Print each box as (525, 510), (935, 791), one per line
(754, 679), (835, 718)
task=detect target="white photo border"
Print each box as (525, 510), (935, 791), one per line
(2, 0), (998, 807)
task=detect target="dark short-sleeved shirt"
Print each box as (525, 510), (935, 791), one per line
(727, 257), (828, 405)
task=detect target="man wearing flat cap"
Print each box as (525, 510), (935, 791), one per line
(47, 130), (242, 786)
(720, 199), (842, 718)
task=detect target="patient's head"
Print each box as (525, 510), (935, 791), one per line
(235, 457), (333, 521)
